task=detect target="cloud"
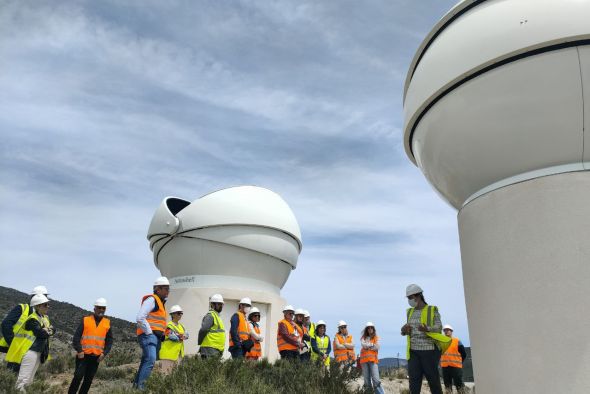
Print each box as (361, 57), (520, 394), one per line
(0, 0), (468, 357)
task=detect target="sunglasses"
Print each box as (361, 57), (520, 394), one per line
(174, 312), (183, 315)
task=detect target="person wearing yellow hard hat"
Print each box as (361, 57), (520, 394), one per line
(7, 294), (55, 391)
(401, 284), (446, 394)
(159, 304), (188, 374)
(1, 285), (49, 374)
(68, 298), (112, 394)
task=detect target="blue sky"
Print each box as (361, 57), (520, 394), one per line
(0, 0), (465, 358)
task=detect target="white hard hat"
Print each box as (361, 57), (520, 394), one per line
(94, 298), (108, 307)
(170, 305), (183, 314)
(210, 294), (224, 303)
(443, 324), (454, 331)
(303, 310), (310, 318)
(249, 307), (260, 316)
(316, 320), (326, 327)
(295, 308), (305, 315)
(31, 294), (49, 307)
(283, 305), (295, 312)
(406, 284), (423, 297)
(338, 320), (347, 327)
(30, 285), (49, 296)
(239, 297), (252, 306)
(365, 322), (375, 328)
(154, 276), (170, 286)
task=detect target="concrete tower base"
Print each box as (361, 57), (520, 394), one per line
(458, 172), (590, 393)
(165, 277), (286, 362)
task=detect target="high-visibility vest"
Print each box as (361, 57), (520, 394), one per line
(333, 334), (355, 362)
(136, 294), (167, 336)
(229, 311), (249, 347)
(201, 310), (225, 352)
(405, 305), (451, 360)
(440, 337), (463, 368)
(359, 336), (379, 364)
(5, 312), (50, 364)
(81, 315), (110, 356)
(246, 323), (262, 360)
(0, 303), (30, 349)
(308, 322), (316, 339)
(277, 319), (301, 352)
(159, 321), (186, 361)
(311, 335), (330, 366)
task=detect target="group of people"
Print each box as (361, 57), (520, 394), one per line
(0, 278), (467, 394)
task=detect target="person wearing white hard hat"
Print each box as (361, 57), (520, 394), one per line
(303, 310), (315, 338)
(294, 308), (311, 362)
(277, 305), (303, 360)
(68, 298), (113, 394)
(1, 285), (49, 373)
(401, 284), (446, 394)
(159, 305), (188, 374)
(245, 307), (263, 360)
(360, 322), (385, 394)
(310, 320), (331, 368)
(7, 294), (55, 391)
(198, 294), (226, 359)
(229, 297), (253, 359)
(133, 276), (170, 390)
(333, 320), (356, 365)
(440, 324), (466, 393)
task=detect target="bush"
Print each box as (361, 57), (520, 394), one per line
(138, 356), (363, 394)
(104, 346), (140, 367)
(0, 363), (61, 394)
(43, 353), (75, 374)
(95, 365), (134, 381)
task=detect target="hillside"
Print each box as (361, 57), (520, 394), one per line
(0, 286), (137, 344)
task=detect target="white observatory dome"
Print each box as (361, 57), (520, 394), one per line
(404, 0), (590, 208)
(147, 186), (302, 293)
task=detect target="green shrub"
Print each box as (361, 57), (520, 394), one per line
(0, 364), (61, 394)
(95, 365), (134, 381)
(140, 356), (363, 394)
(104, 346), (140, 367)
(43, 353), (75, 374)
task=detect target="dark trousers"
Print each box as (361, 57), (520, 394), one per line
(6, 362), (20, 374)
(409, 349), (443, 394)
(442, 366), (464, 390)
(68, 354), (100, 394)
(229, 345), (244, 359)
(279, 350), (299, 360)
(300, 352), (311, 362)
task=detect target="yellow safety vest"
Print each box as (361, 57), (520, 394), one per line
(311, 335), (330, 366)
(0, 303), (30, 349)
(5, 312), (50, 364)
(201, 310), (225, 352)
(159, 321), (186, 361)
(406, 306), (451, 360)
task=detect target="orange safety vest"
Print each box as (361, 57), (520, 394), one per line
(246, 324), (262, 360)
(441, 337), (463, 368)
(229, 311), (250, 347)
(136, 294), (167, 335)
(277, 319), (301, 352)
(80, 315), (111, 356)
(333, 334), (356, 362)
(359, 336), (379, 364)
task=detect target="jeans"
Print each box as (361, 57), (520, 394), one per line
(68, 354), (100, 394)
(361, 362), (385, 394)
(408, 349), (443, 394)
(134, 334), (160, 390)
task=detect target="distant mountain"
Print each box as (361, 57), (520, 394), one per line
(0, 285), (137, 350)
(379, 357), (408, 369)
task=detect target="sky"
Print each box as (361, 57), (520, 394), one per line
(0, 0), (465, 358)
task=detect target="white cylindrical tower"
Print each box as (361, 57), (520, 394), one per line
(147, 186), (302, 361)
(404, 1), (590, 392)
